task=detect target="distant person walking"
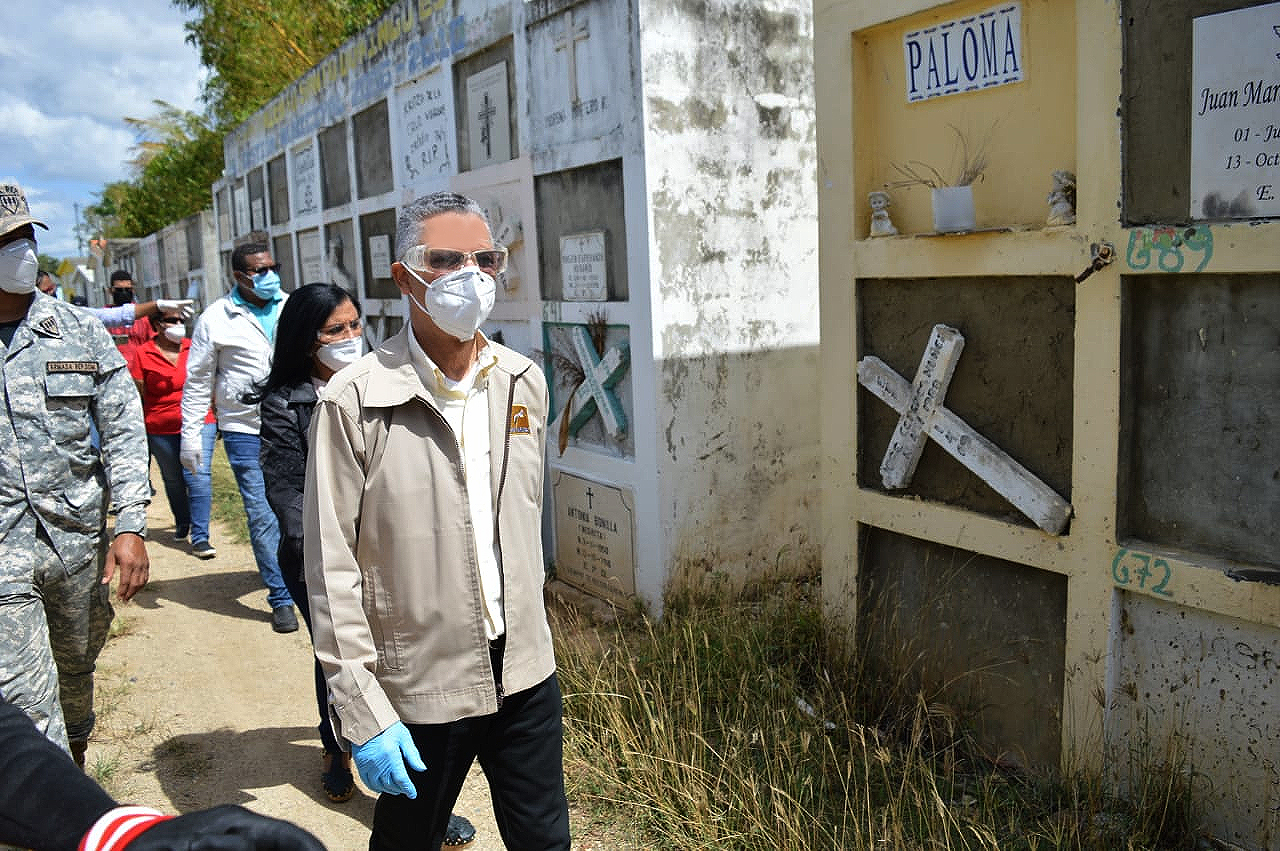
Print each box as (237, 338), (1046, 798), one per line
(305, 192), (569, 850)
(0, 181), (151, 767)
(128, 311), (216, 556)
(180, 242), (296, 633)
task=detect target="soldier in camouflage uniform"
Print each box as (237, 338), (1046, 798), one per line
(0, 181), (150, 766)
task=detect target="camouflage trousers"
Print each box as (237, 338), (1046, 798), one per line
(0, 510), (111, 753)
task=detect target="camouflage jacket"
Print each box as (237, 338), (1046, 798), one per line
(0, 294), (150, 571)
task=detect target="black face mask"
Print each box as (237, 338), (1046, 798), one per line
(111, 288), (134, 305)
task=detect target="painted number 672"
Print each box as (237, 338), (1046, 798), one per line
(1112, 548), (1174, 597)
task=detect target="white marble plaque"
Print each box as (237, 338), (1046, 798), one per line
(292, 143), (319, 218)
(903, 3), (1023, 103)
(560, 231), (607, 301)
(395, 69), (454, 186)
(1191, 2), (1280, 219)
(232, 185), (250, 237)
(368, 234), (391, 279)
(466, 62), (511, 168)
(553, 472), (635, 603)
(529, 3), (618, 151)
(298, 229), (323, 282)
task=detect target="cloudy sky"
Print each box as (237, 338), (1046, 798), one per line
(0, 2), (207, 258)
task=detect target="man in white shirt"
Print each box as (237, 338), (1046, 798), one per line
(180, 242), (296, 633)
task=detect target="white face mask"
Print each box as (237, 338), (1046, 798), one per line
(315, 336), (364, 373)
(163, 324), (186, 343)
(404, 265), (496, 342)
(0, 238), (39, 294)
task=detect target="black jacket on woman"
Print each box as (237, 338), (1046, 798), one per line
(259, 380), (318, 583)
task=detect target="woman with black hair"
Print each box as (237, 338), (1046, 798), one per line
(248, 285), (477, 845)
(248, 283), (364, 803)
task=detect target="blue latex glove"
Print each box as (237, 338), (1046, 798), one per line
(351, 721), (426, 797)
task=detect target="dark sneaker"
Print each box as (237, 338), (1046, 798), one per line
(70, 739), (87, 770)
(321, 749), (355, 803)
(191, 540), (217, 559)
(173, 524), (190, 540)
(272, 605), (299, 633)
(444, 814), (476, 847)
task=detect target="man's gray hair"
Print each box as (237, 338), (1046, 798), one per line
(395, 192), (490, 260)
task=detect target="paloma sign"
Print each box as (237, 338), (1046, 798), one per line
(904, 3), (1023, 104)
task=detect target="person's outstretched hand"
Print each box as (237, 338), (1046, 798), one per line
(83, 804), (327, 851)
(351, 721), (425, 797)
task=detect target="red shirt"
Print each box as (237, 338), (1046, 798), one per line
(127, 339), (214, 434)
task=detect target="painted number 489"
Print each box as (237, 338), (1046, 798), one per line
(1112, 548), (1174, 597)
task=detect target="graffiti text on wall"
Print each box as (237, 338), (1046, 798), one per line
(1125, 225), (1214, 273)
(225, 0), (465, 174)
(1113, 547), (1175, 598)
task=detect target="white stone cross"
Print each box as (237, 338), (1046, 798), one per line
(553, 8), (590, 105)
(563, 325), (629, 439)
(857, 324), (1072, 535)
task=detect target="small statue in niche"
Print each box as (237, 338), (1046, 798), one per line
(868, 190), (898, 237)
(1046, 170), (1077, 226)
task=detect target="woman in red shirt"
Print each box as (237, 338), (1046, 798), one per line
(128, 313), (216, 557)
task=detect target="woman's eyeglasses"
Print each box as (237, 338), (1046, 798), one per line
(402, 245), (508, 275)
(316, 319), (362, 340)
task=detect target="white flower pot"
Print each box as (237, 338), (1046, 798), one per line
(932, 185), (976, 233)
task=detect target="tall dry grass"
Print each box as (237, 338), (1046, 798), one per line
(553, 571), (1202, 850)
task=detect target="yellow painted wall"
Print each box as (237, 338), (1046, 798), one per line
(852, 0), (1076, 236)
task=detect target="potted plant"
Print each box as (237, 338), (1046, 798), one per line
(888, 124), (993, 233)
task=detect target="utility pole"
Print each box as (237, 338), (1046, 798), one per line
(73, 202), (84, 254)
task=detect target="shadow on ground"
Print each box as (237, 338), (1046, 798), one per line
(146, 725), (376, 826)
(129, 567), (274, 626)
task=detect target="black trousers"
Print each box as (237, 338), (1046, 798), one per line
(369, 643), (571, 851)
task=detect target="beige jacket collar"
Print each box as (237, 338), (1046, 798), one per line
(363, 325), (533, 410)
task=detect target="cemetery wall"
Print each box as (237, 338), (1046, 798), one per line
(817, 0), (1280, 845)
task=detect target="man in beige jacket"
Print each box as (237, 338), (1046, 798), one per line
(304, 192), (569, 851)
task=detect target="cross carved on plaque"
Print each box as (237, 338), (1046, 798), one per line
(553, 9), (590, 105)
(477, 91), (497, 158)
(856, 324), (1072, 535)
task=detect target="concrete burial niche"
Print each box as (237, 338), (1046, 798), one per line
(859, 527), (1068, 771)
(1120, 273), (1280, 571)
(858, 275), (1075, 526)
(1111, 593), (1280, 846)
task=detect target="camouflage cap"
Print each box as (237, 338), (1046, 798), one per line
(0, 180), (48, 237)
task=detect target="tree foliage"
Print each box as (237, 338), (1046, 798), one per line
(84, 0), (394, 240)
(174, 0), (395, 125)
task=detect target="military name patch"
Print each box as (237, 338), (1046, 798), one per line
(46, 360), (98, 374)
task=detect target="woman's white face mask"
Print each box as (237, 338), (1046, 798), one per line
(162, 324), (186, 344)
(315, 336), (364, 372)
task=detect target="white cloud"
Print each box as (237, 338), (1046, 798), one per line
(0, 0), (207, 257)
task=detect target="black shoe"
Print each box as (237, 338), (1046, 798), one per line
(444, 814), (476, 847)
(191, 540), (217, 559)
(272, 605), (299, 633)
(174, 524), (190, 540)
(321, 749), (355, 803)
(70, 740), (87, 770)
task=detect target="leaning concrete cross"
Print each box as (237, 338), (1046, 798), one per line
(564, 324), (629, 439)
(857, 324), (1073, 535)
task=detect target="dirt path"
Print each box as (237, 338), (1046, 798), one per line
(87, 480), (517, 851)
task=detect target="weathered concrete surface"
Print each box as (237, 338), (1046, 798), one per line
(859, 527), (1068, 772)
(1112, 592), (1280, 849)
(1120, 273), (1280, 569)
(858, 275), (1075, 528)
(641, 0), (821, 581)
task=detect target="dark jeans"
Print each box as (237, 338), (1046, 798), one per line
(280, 565), (340, 755)
(369, 655), (570, 851)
